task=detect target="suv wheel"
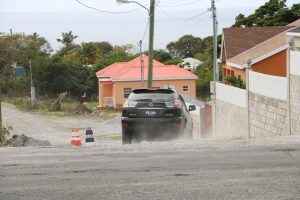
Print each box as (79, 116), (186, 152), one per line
(122, 132), (132, 145)
(183, 124), (193, 139)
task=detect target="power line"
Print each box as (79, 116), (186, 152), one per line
(185, 9), (210, 21)
(141, 17), (150, 42)
(159, 0), (206, 8)
(74, 0), (142, 14)
(158, 6), (210, 21)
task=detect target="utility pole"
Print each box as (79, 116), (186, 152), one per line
(0, 87), (2, 128)
(212, 0), (218, 82)
(211, 0), (218, 139)
(147, 0), (155, 88)
(29, 60), (35, 108)
(138, 40), (144, 88)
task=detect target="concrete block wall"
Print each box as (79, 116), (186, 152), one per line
(216, 100), (248, 139)
(290, 75), (300, 135)
(249, 92), (289, 138)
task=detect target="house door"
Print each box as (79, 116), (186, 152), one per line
(102, 84), (113, 107)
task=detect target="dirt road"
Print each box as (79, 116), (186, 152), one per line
(2, 103), (121, 146)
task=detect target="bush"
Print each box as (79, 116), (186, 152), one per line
(0, 126), (11, 146)
(0, 77), (30, 97)
(225, 76), (246, 89)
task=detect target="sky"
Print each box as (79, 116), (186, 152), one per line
(0, 0), (298, 52)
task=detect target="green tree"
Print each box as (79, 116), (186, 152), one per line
(233, 0), (300, 27)
(166, 35), (203, 58)
(57, 31), (78, 55)
(94, 41), (113, 56)
(35, 57), (92, 97)
(0, 32), (51, 78)
(144, 49), (172, 63)
(79, 42), (100, 65)
(95, 50), (135, 71)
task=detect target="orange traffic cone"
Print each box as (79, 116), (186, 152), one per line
(71, 128), (76, 146)
(74, 128), (82, 147)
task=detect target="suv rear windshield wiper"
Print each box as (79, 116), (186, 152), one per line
(134, 99), (152, 102)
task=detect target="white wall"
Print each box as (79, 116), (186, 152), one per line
(290, 50), (300, 76)
(216, 82), (247, 108)
(249, 71), (287, 100)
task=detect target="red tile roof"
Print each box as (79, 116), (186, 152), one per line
(96, 55), (197, 81)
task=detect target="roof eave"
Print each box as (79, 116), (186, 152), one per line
(226, 62), (245, 69)
(227, 44), (288, 69)
(113, 77), (198, 82)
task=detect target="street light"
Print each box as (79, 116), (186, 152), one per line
(116, 0), (149, 14)
(116, 0), (155, 88)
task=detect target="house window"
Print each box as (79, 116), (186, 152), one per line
(123, 88), (132, 98)
(183, 85), (189, 92)
(223, 68), (227, 77)
(230, 70), (234, 76)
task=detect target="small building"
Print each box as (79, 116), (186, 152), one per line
(179, 57), (203, 72)
(96, 55), (197, 109)
(221, 19), (300, 81)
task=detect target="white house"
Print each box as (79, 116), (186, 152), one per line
(179, 57), (203, 72)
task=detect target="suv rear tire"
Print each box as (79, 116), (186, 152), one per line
(122, 132), (132, 145)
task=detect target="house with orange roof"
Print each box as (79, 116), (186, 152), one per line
(221, 19), (300, 81)
(96, 55), (197, 108)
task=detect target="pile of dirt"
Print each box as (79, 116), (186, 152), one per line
(9, 134), (51, 147)
(75, 104), (92, 114)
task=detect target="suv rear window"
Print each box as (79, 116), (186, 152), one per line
(129, 89), (176, 102)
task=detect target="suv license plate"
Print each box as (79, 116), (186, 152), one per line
(145, 110), (156, 116)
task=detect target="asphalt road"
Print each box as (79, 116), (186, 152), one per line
(0, 139), (300, 200)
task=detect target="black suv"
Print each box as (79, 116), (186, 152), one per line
(121, 89), (196, 144)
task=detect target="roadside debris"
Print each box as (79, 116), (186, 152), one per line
(51, 92), (67, 111)
(9, 134), (51, 147)
(75, 104), (92, 114)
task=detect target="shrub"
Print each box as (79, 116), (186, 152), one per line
(0, 126), (11, 146)
(225, 76), (246, 89)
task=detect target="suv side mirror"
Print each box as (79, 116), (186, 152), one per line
(188, 105), (196, 111)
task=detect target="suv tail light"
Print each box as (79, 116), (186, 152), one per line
(123, 100), (138, 108)
(173, 100), (181, 108)
(165, 100), (181, 108)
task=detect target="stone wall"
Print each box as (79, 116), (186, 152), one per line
(249, 92), (289, 138)
(215, 100), (248, 139)
(290, 75), (300, 135)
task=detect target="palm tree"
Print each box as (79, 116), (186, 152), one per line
(57, 31), (78, 54)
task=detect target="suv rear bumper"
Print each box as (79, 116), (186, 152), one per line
(122, 117), (184, 140)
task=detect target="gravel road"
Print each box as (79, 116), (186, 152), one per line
(2, 103), (121, 146)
